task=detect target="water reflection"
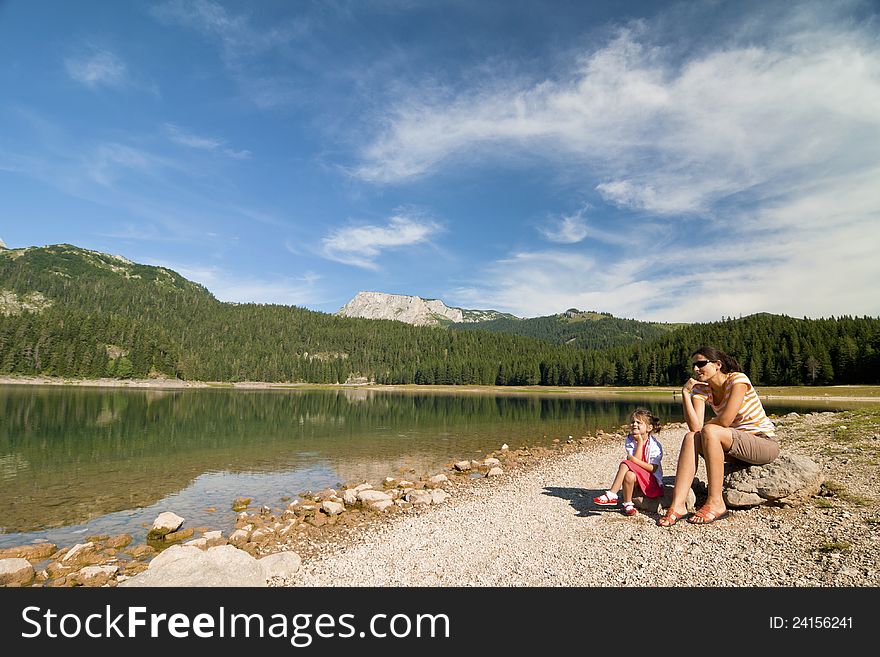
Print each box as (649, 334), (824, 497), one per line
(0, 385), (861, 548)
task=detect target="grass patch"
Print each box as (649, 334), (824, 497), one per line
(814, 498), (836, 509)
(818, 541), (851, 553)
(819, 480), (873, 507)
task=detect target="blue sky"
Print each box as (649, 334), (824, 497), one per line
(1, 0), (879, 322)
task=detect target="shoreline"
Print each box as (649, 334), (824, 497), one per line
(284, 410), (880, 587)
(2, 408), (878, 586)
(2, 375), (879, 403)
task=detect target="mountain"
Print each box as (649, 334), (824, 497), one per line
(336, 291), (516, 326)
(2, 243), (878, 386)
(451, 308), (685, 350)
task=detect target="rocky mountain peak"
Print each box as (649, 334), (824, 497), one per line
(336, 291), (512, 327)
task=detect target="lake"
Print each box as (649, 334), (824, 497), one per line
(0, 384), (861, 549)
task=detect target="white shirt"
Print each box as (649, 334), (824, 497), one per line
(624, 433), (664, 487)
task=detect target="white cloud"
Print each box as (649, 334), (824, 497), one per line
(321, 214), (442, 269)
(539, 209), (589, 244)
(359, 3), (880, 321)
(354, 12), (880, 214)
(65, 48), (128, 89)
(150, 260), (324, 306)
(162, 123), (252, 160)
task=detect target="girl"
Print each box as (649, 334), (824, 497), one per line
(658, 346), (779, 527)
(593, 408), (664, 517)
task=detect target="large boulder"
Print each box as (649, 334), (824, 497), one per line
(723, 454), (823, 507)
(633, 476), (697, 514)
(120, 545), (270, 587)
(259, 551), (301, 580)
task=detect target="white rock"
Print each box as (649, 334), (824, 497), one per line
(428, 474), (449, 484)
(121, 545), (267, 587)
(501, 444), (509, 450)
(405, 490), (434, 505)
(62, 542), (96, 563)
(453, 460), (471, 471)
(259, 551), (302, 579)
(370, 499), (394, 513)
(149, 545), (202, 570)
(431, 489), (450, 504)
(148, 512), (185, 539)
(353, 483), (374, 492)
(183, 538), (208, 549)
(357, 489), (392, 503)
(76, 565), (119, 586)
(322, 501), (345, 515)
(486, 467), (503, 477)
(0, 558), (35, 587)
(228, 529), (250, 546)
(483, 458), (501, 466)
(342, 489), (359, 505)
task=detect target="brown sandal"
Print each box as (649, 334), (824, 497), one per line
(658, 510), (688, 527)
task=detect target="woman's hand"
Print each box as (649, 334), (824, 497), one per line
(682, 378), (699, 394)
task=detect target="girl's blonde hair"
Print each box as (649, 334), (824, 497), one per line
(630, 408), (661, 433)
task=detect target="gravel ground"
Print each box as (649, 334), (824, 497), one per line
(282, 412), (880, 587)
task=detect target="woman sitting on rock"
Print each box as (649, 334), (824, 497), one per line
(659, 346), (779, 526)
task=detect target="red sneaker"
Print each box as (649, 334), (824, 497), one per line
(592, 493), (618, 506)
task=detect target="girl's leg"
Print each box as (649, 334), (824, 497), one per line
(621, 470), (636, 503)
(607, 461), (629, 494)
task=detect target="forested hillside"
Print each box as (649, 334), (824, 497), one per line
(1, 245), (878, 386)
(451, 309), (679, 350)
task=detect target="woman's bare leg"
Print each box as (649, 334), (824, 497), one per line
(696, 424), (734, 517)
(667, 431), (700, 514)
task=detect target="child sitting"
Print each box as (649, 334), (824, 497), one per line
(592, 408), (664, 516)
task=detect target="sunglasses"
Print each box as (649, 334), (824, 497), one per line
(692, 360), (712, 369)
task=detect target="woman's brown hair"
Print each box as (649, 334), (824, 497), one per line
(691, 345), (742, 373)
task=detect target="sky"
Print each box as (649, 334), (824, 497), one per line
(1, 0), (879, 323)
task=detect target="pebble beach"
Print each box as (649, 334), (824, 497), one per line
(282, 412), (880, 587)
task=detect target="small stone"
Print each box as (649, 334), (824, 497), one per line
(232, 497), (251, 512)
(164, 528), (195, 542)
(147, 512), (185, 540)
(486, 467), (503, 477)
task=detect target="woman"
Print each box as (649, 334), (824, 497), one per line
(658, 346), (779, 526)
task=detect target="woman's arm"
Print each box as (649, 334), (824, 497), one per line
(681, 378), (706, 431)
(705, 382), (747, 427)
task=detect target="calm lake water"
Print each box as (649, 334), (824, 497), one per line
(0, 384), (862, 549)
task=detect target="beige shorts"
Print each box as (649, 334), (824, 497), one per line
(726, 428), (779, 465)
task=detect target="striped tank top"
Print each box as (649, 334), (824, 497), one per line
(691, 372), (776, 437)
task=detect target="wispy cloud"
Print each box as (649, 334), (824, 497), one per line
(162, 123), (252, 160)
(151, 0), (310, 108)
(65, 48), (128, 89)
(84, 143), (177, 187)
(321, 213), (443, 269)
(539, 208), (589, 244)
(354, 8), (880, 215)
